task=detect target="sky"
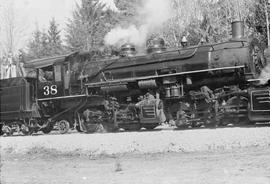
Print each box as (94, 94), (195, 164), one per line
(13, 0), (79, 29)
(0, 0), (80, 55)
(0, 0), (119, 56)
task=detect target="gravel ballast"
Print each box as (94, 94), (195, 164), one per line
(1, 127), (270, 156)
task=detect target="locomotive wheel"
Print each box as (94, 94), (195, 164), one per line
(143, 124), (158, 130)
(175, 118), (190, 129)
(42, 127), (52, 134)
(95, 123), (105, 133)
(42, 123), (54, 134)
(58, 120), (70, 134)
(76, 124), (83, 132)
(124, 124), (141, 131)
(21, 124), (31, 135)
(176, 124), (191, 129)
(219, 117), (239, 127)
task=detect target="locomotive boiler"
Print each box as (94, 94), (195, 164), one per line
(1, 21), (269, 135)
(78, 21), (269, 130)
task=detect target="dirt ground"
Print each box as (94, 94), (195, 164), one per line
(1, 147), (270, 184)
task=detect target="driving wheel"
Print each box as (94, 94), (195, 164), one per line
(58, 120), (70, 134)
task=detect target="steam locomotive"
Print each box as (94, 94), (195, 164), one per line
(1, 21), (270, 135)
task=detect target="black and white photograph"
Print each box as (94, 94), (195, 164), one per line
(0, 0), (270, 183)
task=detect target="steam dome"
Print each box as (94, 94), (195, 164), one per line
(119, 43), (136, 57)
(147, 37), (166, 54)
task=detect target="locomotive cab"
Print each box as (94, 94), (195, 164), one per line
(37, 64), (64, 99)
(23, 54), (90, 134)
(35, 57), (84, 99)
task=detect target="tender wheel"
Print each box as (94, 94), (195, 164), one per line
(58, 120), (70, 134)
(2, 125), (13, 136)
(0, 124), (3, 136)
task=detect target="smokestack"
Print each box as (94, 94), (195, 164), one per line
(231, 21), (244, 40)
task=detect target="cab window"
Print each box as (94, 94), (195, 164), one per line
(54, 65), (62, 82)
(44, 71), (53, 81)
(39, 66), (53, 82)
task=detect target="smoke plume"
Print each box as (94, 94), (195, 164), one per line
(104, 0), (172, 47)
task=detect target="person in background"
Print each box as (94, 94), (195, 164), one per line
(146, 92), (155, 101)
(6, 52), (17, 78)
(0, 56), (8, 79)
(136, 91), (166, 124)
(155, 91), (166, 124)
(125, 97), (138, 120)
(18, 50), (26, 77)
(181, 36), (188, 48)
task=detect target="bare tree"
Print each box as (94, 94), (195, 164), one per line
(161, 0), (256, 47)
(0, 0), (28, 56)
(161, 0), (205, 47)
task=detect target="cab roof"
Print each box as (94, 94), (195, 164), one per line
(24, 53), (76, 69)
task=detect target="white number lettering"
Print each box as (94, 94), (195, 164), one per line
(43, 85), (58, 96)
(50, 85), (58, 95)
(43, 86), (50, 96)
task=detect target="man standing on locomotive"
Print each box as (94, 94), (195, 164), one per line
(135, 91), (166, 124)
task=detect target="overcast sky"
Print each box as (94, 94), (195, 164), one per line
(16, 0), (78, 28)
(0, 0), (119, 55)
(0, 0), (79, 54)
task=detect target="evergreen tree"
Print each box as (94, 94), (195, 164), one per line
(247, 0), (270, 47)
(65, 0), (118, 52)
(27, 28), (42, 59)
(27, 29), (51, 59)
(47, 18), (64, 55)
(40, 30), (50, 56)
(26, 19), (65, 60)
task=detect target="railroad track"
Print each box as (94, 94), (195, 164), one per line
(1, 121), (269, 137)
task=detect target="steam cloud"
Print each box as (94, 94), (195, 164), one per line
(104, 0), (172, 47)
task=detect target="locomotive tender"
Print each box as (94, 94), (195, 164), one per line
(1, 21), (270, 135)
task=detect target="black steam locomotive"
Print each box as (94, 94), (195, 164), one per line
(1, 21), (270, 135)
